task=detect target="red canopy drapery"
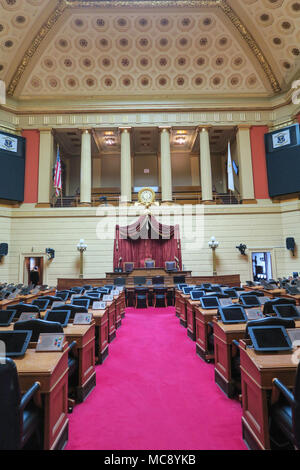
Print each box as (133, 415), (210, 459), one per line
(113, 215), (182, 270)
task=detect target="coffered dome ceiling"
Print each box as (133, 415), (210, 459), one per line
(0, 0), (299, 100)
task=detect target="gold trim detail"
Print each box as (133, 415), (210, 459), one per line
(7, 0), (68, 97)
(7, 0), (281, 96)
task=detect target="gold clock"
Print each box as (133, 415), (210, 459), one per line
(138, 187), (156, 206)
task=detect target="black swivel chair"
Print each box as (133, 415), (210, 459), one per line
(153, 287), (168, 308)
(0, 358), (41, 450)
(135, 287), (148, 309)
(8, 303), (40, 320)
(269, 361), (300, 449)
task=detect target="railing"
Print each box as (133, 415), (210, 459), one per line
(51, 189), (241, 208)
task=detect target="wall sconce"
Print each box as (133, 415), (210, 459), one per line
(208, 236), (219, 276)
(236, 243), (247, 256)
(77, 239), (87, 278)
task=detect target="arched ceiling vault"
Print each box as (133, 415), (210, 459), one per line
(0, 0), (299, 101)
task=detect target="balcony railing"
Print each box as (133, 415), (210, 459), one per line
(51, 187), (241, 207)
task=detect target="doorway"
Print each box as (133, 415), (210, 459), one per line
(24, 257), (43, 286)
(251, 252), (273, 281)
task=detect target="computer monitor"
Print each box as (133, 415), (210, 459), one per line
(0, 309), (16, 326)
(0, 330), (32, 357)
(134, 276), (147, 286)
(248, 326), (292, 352)
(273, 304), (300, 320)
(182, 286), (196, 295)
(219, 306), (248, 324)
(44, 310), (71, 327)
(200, 296), (220, 309)
(240, 295), (261, 307)
(176, 284), (188, 291)
(190, 290), (205, 301)
(72, 298), (90, 309)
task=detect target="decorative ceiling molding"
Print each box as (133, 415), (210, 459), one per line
(6, 0), (281, 97)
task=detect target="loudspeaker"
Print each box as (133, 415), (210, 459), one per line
(0, 243), (8, 256)
(286, 237), (296, 256)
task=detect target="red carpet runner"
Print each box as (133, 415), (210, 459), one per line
(66, 307), (247, 450)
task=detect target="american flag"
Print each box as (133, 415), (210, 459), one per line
(54, 146), (62, 196)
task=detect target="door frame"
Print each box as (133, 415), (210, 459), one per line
(19, 252), (49, 285)
(248, 248), (277, 282)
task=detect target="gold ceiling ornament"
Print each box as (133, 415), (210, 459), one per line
(7, 0), (281, 96)
(7, 0), (68, 97)
(220, 2), (281, 94)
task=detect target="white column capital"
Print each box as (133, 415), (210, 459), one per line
(158, 126), (172, 134)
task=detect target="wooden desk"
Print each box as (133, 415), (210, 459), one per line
(213, 320), (247, 398)
(0, 289), (55, 310)
(90, 308), (109, 364)
(195, 306), (219, 362)
(63, 323), (96, 402)
(240, 342), (298, 450)
(13, 346), (69, 450)
(175, 292), (189, 327)
(115, 291), (126, 326)
(186, 299), (200, 341)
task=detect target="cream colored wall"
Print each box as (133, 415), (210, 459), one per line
(1, 201), (299, 286)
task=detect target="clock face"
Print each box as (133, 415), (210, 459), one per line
(138, 188), (155, 205)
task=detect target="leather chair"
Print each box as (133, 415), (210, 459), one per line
(144, 259), (155, 268)
(51, 303), (88, 319)
(31, 298), (50, 310)
(37, 295), (63, 307)
(269, 362), (300, 449)
(0, 358), (41, 450)
(263, 297), (297, 315)
(153, 287), (168, 308)
(125, 288), (135, 307)
(135, 287), (148, 309)
(124, 262), (134, 273)
(8, 303), (40, 320)
(55, 291), (70, 301)
(152, 275), (164, 286)
(165, 261), (177, 272)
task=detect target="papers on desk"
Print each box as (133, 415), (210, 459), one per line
(111, 289), (120, 296)
(92, 301), (106, 310)
(219, 298), (233, 307)
(102, 295), (113, 302)
(259, 296), (271, 305)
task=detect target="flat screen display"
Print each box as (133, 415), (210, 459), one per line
(0, 330), (32, 357)
(44, 310), (71, 327)
(0, 309), (16, 326)
(248, 326), (292, 352)
(219, 306), (247, 324)
(273, 304), (300, 319)
(241, 295), (261, 307)
(200, 296), (220, 309)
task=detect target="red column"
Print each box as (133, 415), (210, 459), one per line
(250, 126), (269, 199)
(22, 130), (40, 203)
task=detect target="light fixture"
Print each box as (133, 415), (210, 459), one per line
(77, 239), (87, 279)
(175, 136), (186, 145)
(105, 137), (115, 145)
(208, 236), (219, 276)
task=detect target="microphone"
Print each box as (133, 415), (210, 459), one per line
(118, 257), (122, 268)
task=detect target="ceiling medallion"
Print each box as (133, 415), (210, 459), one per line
(7, 0), (281, 96)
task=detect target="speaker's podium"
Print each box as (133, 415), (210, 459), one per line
(106, 268), (191, 286)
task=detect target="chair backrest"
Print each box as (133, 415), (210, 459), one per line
(145, 259), (155, 268)
(0, 358), (22, 450)
(31, 298), (50, 310)
(124, 262), (134, 272)
(245, 317), (296, 339)
(154, 287), (167, 295)
(263, 297), (296, 315)
(135, 287), (148, 296)
(55, 291), (69, 301)
(114, 277), (126, 286)
(152, 276), (164, 285)
(38, 295), (62, 306)
(165, 261), (176, 271)
(11, 303), (40, 319)
(51, 303), (88, 318)
(14, 319), (64, 342)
